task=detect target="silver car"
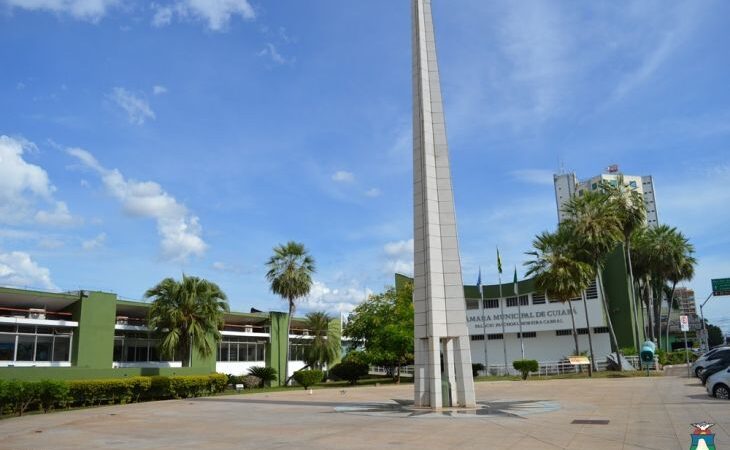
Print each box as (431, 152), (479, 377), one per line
(706, 367), (730, 399)
(692, 347), (730, 377)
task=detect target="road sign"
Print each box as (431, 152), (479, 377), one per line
(680, 315), (690, 332)
(712, 278), (730, 296)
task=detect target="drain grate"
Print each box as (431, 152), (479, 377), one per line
(572, 419), (610, 425)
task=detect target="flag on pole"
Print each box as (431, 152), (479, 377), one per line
(513, 267), (519, 295)
(496, 248), (503, 274)
(476, 267), (482, 290)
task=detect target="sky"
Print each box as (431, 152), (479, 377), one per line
(1, 0), (729, 330)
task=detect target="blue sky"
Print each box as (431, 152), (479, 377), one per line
(1, 1), (729, 330)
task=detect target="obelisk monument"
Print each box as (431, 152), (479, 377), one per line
(412, 0), (476, 409)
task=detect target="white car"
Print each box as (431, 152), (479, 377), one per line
(706, 367), (730, 399)
(692, 347), (730, 377)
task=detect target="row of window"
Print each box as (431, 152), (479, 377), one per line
(470, 327), (609, 341)
(217, 337), (267, 362)
(0, 326), (73, 363)
(465, 282), (599, 311)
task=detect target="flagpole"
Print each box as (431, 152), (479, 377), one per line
(478, 269), (488, 374)
(498, 273), (508, 375)
(515, 268), (525, 360)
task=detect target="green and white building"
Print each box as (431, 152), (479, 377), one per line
(0, 286), (336, 386)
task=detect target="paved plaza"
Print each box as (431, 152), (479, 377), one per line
(0, 374), (727, 450)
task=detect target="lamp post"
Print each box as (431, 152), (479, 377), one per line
(699, 293), (714, 351)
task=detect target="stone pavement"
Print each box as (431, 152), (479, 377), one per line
(0, 375), (726, 450)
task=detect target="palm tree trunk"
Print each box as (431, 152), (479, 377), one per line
(284, 298), (294, 387)
(568, 301), (580, 357)
(665, 282), (677, 352)
(625, 242), (642, 349)
(643, 281), (653, 341)
(581, 291), (596, 375)
(652, 280), (662, 345)
(596, 268), (622, 371)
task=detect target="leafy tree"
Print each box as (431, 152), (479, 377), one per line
(344, 283), (414, 383)
(525, 228), (595, 363)
(265, 241), (316, 385)
(146, 275), (229, 367)
(302, 311), (341, 370)
(707, 324), (724, 348)
(513, 360), (538, 380)
(562, 191), (623, 358)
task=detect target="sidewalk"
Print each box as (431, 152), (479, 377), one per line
(0, 375), (724, 450)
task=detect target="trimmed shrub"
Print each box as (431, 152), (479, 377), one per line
(329, 361), (369, 385)
(292, 370), (323, 390)
(513, 359), (539, 380)
(4, 380), (41, 416)
(659, 350), (698, 366)
(242, 375), (262, 390)
(209, 373), (227, 393)
(247, 366), (278, 388)
(472, 363), (485, 377)
(38, 380), (70, 412)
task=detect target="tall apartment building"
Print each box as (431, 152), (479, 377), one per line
(554, 166), (659, 226)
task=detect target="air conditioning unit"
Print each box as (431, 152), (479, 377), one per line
(116, 316), (129, 325)
(28, 308), (46, 320)
(243, 325), (253, 333)
(302, 329), (309, 336)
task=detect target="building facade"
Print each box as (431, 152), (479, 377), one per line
(554, 167), (659, 227)
(0, 286), (335, 385)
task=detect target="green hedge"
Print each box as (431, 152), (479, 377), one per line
(329, 361), (369, 385)
(0, 374), (228, 417)
(659, 350), (698, 366)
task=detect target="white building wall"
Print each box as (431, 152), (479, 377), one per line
(216, 361), (262, 376)
(553, 173), (577, 222)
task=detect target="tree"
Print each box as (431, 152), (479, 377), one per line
(707, 323), (724, 348)
(266, 241), (315, 385)
(663, 233), (696, 351)
(344, 283), (414, 383)
(302, 311), (341, 370)
(525, 228), (595, 365)
(600, 176), (647, 348)
(146, 275), (229, 367)
(562, 191), (624, 360)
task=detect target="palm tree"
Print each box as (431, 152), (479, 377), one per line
(600, 176), (647, 348)
(525, 228), (596, 367)
(266, 241), (316, 385)
(659, 228), (696, 351)
(146, 275), (229, 367)
(562, 191), (624, 360)
(630, 227), (655, 341)
(302, 311), (341, 370)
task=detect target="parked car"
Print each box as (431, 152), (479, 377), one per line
(699, 357), (730, 385)
(706, 368), (730, 399)
(691, 347), (730, 377)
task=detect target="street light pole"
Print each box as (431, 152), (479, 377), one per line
(700, 293), (713, 351)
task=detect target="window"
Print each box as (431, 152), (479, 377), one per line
(577, 328), (589, 335)
(114, 331), (173, 363)
(506, 297), (518, 307)
(556, 329), (572, 336)
(0, 334), (14, 360)
(593, 327), (609, 334)
(465, 299), (479, 310)
(517, 332), (537, 338)
(610, 180), (618, 187)
(288, 343), (310, 361)
(629, 181), (638, 188)
(16, 336), (36, 361)
(585, 281), (598, 299)
(487, 334), (503, 340)
(0, 325), (73, 364)
(591, 183), (597, 190)
(532, 293), (546, 305)
(217, 336), (267, 362)
(470, 335), (485, 341)
(518, 295), (529, 306)
(483, 299), (499, 309)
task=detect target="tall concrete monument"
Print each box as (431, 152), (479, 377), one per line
(412, 0), (476, 409)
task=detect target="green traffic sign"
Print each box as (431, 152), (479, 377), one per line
(712, 278), (730, 296)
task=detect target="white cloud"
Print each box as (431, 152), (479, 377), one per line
(0, 250), (57, 291)
(3, 0), (118, 21)
(81, 232), (106, 251)
(108, 87), (155, 125)
(152, 0), (255, 31)
(68, 147), (207, 261)
(365, 188), (382, 198)
(331, 171), (355, 183)
(383, 238), (414, 276)
(0, 135), (78, 226)
(152, 85), (168, 95)
(257, 43), (288, 65)
(510, 169), (555, 186)
(302, 280), (372, 315)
